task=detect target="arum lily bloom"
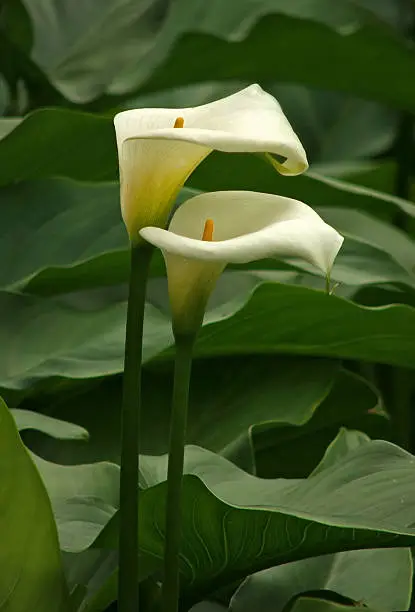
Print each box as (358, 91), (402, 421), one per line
(114, 84), (308, 242)
(140, 191), (344, 336)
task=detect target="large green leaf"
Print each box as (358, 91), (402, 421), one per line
(0, 397), (69, 611)
(24, 362), (385, 482)
(3, 277), (415, 390)
(254, 374), (389, 479)
(12, 408), (89, 440)
(229, 548), (412, 611)
(232, 430), (412, 611)
(355, 0), (403, 28)
(0, 110), (116, 186)
(0, 75), (9, 115)
(189, 282), (415, 366)
(136, 2), (415, 111)
(19, 0), (415, 110)
(318, 207), (415, 277)
(24, 0), (167, 103)
(284, 596), (380, 612)
(319, 160), (415, 202)
(268, 84), (396, 164)
(0, 0), (33, 55)
(310, 428), (372, 477)
(0, 178), (123, 289)
(24, 356), (339, 468)
(283, 239), (415, 290)
(3, 176), (414, 297)
(190, 604), (227, 612)
(191, 154), (415, 220)
(0, 0), (59, 111)
(29, 451), (151, 612)
(33, 453), (120, 553)
(98, 441), (415, 606)
(31, 438), (415, 610)
(30, 429), (415, 610)
(0, 128), (412, 295)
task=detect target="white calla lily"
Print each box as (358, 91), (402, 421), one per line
(140, 191), (344, 335)
(114, 85), (308, 242)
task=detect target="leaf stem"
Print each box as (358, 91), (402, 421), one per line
(118, 243), (153, 612)
(162, 333), (196, 612)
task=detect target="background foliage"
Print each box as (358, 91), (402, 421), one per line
(1, 0), (415, 611)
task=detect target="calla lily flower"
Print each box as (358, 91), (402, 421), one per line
(140, 191), (344, 336)
(114, 85), (308, 242)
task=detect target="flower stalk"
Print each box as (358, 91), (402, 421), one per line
(118, 243), (153, 612)
(162, 333), (196, 612)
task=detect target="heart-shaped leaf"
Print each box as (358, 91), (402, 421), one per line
(0, 397), (70, 611)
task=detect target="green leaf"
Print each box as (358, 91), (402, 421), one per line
(23, 363), (386, 482)
(285, 239), (415, 290)
(317, 207), (415, 278)
(230, 548), (412, 611)
(31, 437), (415, 611)
(232, 431), (412, 612)
(356, 0), (403, 28)
(18, 0), (415, 114)
(0, 141), (413, 298)
(4, 277), (415, 390)
(3, 175), (414, 297)
(190, 604), (228, 612)
(190, 282), (415, 367)
(191, 154), (415, 221)
(266, 84), (396, 164)
(284, 596), (380, 612)
(310, 428), (371, 477)
(0, 75), (9, 115)
(0, 0), (33, 54)
(24, 0), (166, 103)
(0, 117), (21, 138)
(99, 442), (415, 605)
(316, 160), (415, 203)
(0, 397), (70, 611)
(11, 408), (89, 440)
(254, 374), (388, 479)
(28, 453), (151, 612)
(0, 178), (124, 290)
(0, 110), (116, 186)
(23, 356), (340, 469)
(0, 284), (171, 390)
(32, 453), (120, 553)
(127, 1), (415, 114)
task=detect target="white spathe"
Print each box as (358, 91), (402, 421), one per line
(140, 191), (343, 335)
(114, 85), (308, 240)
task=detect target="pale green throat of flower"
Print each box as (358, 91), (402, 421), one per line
(167, 216), (221, 338)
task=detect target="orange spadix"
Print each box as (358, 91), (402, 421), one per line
(202, 219), (214, 241)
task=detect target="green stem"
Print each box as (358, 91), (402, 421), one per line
(162, 334), (196, 612)
(118, 244), (153, 612)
